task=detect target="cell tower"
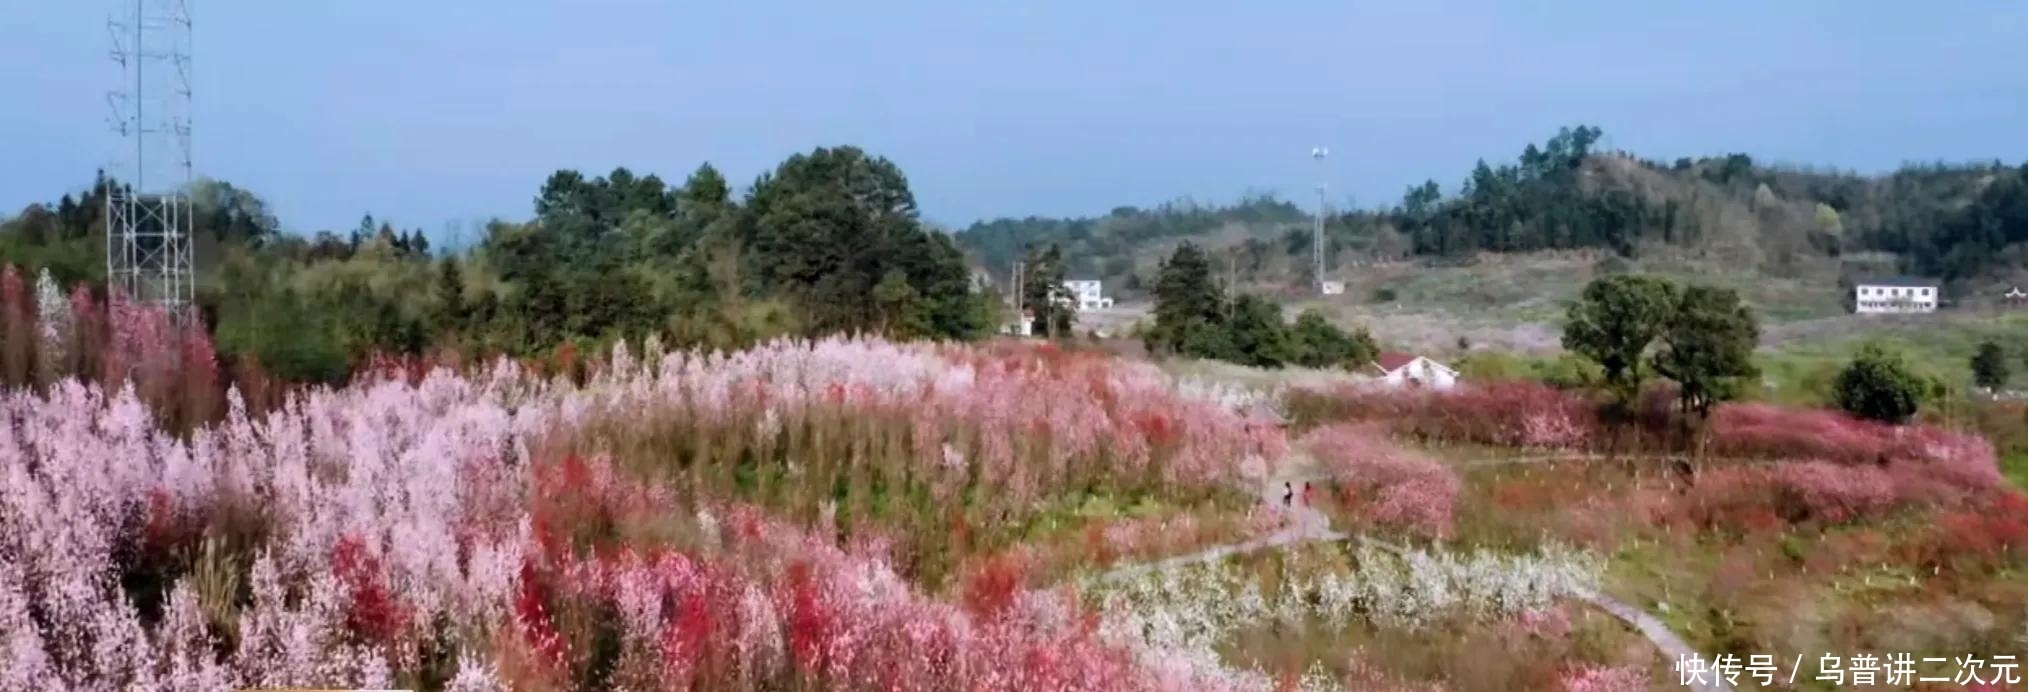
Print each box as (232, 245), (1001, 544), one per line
(106, 0), (196, 314)
(1311, 147), (1328, 292)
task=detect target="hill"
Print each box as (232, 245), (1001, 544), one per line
(956, 125), (2028, 307)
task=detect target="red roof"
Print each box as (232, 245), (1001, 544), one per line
(1373, 351), (1419, 373)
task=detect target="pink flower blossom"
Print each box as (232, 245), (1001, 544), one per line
(1558, 663), (1649, 692)
(1303, 424), (1460, 539)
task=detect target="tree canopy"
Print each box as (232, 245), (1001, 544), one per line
(1145, 243), (1378, 371)
(1289, 309), (1379, 370)
(1650, 285), (1760, 418)
(0, 146), (993, 384)
(1971, 340), (2010, 391)
(1833, 344), (1929, 425)
(1562, 274), (1680, 404)
(1145, 242), (1225, 356)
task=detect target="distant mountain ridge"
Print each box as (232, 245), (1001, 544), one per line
(954, 126), (2028, 301)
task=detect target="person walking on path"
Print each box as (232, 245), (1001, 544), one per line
(1302, 482), (1313, 507)
(1282, 482), (1293, 508)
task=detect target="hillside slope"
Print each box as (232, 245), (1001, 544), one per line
(957, 126), (2028, 308)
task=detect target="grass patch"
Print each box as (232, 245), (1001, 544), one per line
(2002, 449), (2028, 490)
(1760, 312), (2028, 388)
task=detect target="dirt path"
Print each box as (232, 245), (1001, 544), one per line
(1085, 475), (1340, 587)
(1575, 587), (1729, 692)
(1354, 535), (1730, 692)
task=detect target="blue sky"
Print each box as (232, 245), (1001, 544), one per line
(4, 1), (2026, 242)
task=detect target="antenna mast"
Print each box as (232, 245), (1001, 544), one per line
(107, 0), (196, 315)
(1311, 147), (1328, 293)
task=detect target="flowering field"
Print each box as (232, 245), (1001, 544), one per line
(8, 261), (2028, 692)
(0, 300), (1336, 691)
(1286, 378), (2028, 684)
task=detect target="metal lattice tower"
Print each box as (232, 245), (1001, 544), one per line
(106, 0), (195, 313)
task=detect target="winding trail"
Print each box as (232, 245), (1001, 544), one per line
(1084, 477), (1342, 587)
(1080, 467), (1729, 692)
(1575, 588), (1728, 692)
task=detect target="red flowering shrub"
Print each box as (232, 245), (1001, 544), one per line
(962, 552), (1031, 620)
(1710, 404), (2004, 494)
(0, 265), (35, 387)
(530, 454), (668, 559)
(1672, 405), (2008, 532)
(331, 533), (412, 646)
(176, 322), (220, 429)
(64, 283), (109, 379)
(356, 350), (433, 387)
(1916, 492), (2028, 572)
(1292, 379), (1598, 450)
(1303, 424), (1460, 539)
(514, 558), (570, 670)
(1766, 461), (1898, 523)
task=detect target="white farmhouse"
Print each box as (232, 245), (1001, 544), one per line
(1000, 308), (1035, 337)
(1853, 277), (1939, 314)
(1062, 279), (1114, 311)
(1369, 352), (1459, 390)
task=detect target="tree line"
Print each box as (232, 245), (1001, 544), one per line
(1142, 242), (1379, 370)
(0, 146), (995, 384)
(956, 125), (2028, 298)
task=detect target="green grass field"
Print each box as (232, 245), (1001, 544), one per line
(1286, 252), (1854, 355)
(1756, 311), (2028, 401)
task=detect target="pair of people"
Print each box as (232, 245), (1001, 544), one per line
(1281, 481), (1311, 508)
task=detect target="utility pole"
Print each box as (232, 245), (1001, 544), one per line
(1011, 258), (1024, 336)
(1312, 147), (1329, 294)
(1227, 249), (1238, 319)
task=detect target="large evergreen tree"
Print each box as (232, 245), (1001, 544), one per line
(1971, 340), (2010, 391)
(1217, 294), (1291, 368)
(1147, 242), (1225, 356)
(740, 146), (980, 339)
(433, 257), (467, 332)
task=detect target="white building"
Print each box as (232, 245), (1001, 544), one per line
(1369, 352), (1459, 390)
(1320, 281), (1345, 296)
(1062, 279), (1113, 311)
(1853, 278), (1939, 314)
(1000, 308), (1035, 337)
